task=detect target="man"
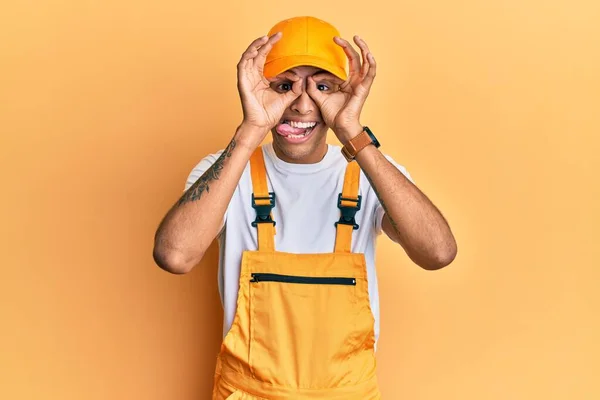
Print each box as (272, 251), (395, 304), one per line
(153, 16), (457, 399)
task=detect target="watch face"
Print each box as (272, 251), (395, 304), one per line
(364, 126), (380, 148)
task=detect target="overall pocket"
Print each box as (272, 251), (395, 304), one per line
(248, 271), (367, 388)
(250, 273), (356, 286)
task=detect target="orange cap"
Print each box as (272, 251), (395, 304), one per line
(264, 16), (348, 81)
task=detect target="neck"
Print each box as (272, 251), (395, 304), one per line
(271, 139), (329, 164)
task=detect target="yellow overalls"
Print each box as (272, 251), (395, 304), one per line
(212, 147), (381, 399)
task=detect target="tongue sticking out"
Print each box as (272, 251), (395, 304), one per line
(276, 122), (307, 136)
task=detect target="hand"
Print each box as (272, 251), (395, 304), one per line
(237, 33), (302, 136)
(307, 35), (376, 144)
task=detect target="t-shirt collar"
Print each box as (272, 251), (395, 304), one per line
(263, 142), (339, 174)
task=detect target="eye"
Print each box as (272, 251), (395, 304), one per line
(275, 82), (292, 92)
(317, 83), (330, 91)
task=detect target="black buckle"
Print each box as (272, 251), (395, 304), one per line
(251, 192), (276, 227)
(335, 193), (362, 230)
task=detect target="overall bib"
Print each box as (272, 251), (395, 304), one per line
(212, 147), (381, 399)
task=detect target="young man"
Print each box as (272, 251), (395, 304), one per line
(153, 16), (457, 399)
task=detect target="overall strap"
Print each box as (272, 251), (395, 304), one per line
(249, 147), (276, 252)
(334, 160), (362, 253)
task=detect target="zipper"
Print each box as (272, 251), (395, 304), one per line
(250, 273), (356, 286)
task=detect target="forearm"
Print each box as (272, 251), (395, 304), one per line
(153, 125), (262, 274)
(355, 145), (457, 269)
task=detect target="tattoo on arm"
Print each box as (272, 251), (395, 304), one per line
(364, 170), (401, 235)
(176, 139), (237, 207)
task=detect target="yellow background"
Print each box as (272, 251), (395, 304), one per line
(1, 0), (599, 398)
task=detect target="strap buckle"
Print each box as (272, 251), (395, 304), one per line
(251, 192), (276, 227)
(335, 193), (362, 230)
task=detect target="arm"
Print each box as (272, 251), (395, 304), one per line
(355, 144), (457, 270)
(153, 127), (257, 274)
(153, 32), (301, 274)
(306, 35), (456, 270)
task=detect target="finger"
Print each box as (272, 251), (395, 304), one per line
(306, 76), (326, 106)
(334, 36), (361, 79)
(254, 32), (282, 67)
(354, 36), (371, 78)
(281, 75), (303, 105)
(361, 52), (377, 89)
(238, 35), (269, 65)
(237, 37), (268, 80)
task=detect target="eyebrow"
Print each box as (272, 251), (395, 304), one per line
(273, 71), (298, 80)
(312, 71), (336, 79)
(311, 71), (343, 83)
(272, 70), (340, 82)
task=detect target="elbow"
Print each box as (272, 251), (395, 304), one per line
(153, 245), (201, 275)
(419, 241), (458, 271)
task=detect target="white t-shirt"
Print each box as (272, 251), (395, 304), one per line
(184, 142), (414, 347)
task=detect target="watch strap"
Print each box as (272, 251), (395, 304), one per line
(341, 129), (374, 161)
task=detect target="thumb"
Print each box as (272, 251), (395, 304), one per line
(306, 76), (326, 107)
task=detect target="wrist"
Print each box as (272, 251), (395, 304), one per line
(340, 125), (380, 162)
(336, 123), (364, 145)
(235, 123), (270, 150)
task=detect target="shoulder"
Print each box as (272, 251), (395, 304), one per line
(326, 144), (415, 185)
(328, 144), (413, 177)
(183, 149), (227, 191)
(380, 153), (414, 183)
(189, 149), (227, 170)
(355, 148), (414, 184)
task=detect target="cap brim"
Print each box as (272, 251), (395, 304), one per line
(264, 54), (348, 81)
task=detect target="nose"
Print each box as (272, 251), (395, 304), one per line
(290, 90), (314, 115)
